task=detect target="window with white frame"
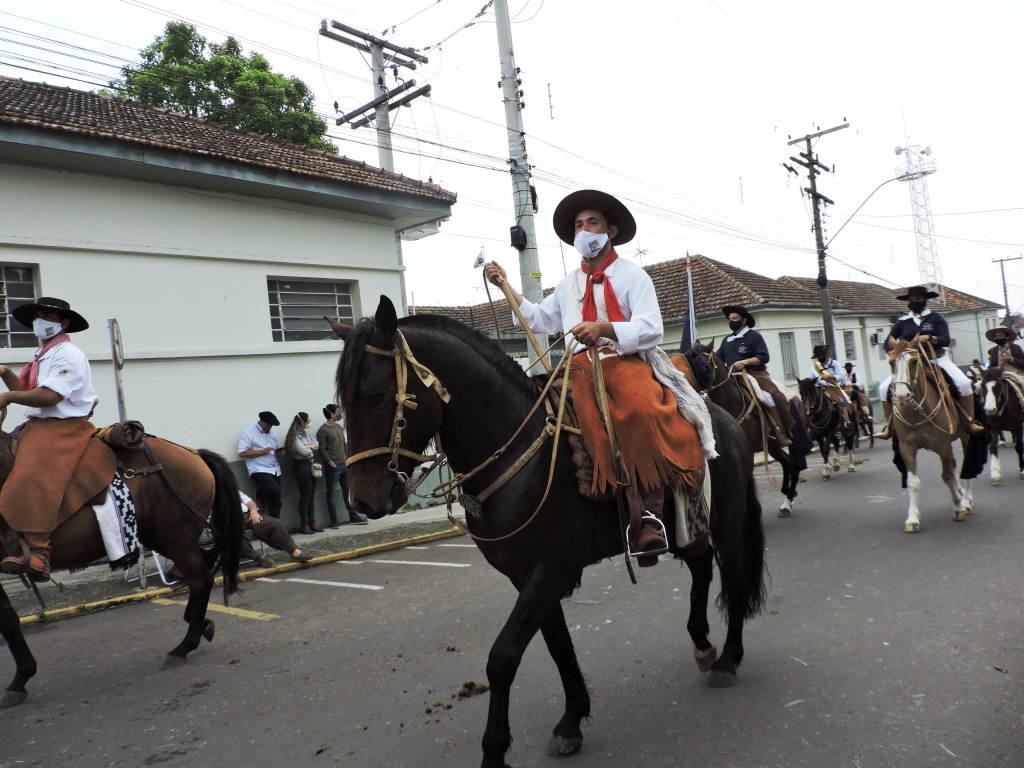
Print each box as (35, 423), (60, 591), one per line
(0, 264), (38, 349)
(810, 329), (824, 350)
(843, 330), (856, 361)
(267, 278), (354, 342)
(778, 332), (797, 380)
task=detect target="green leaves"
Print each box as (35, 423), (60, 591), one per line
(113, 22), (337, 153)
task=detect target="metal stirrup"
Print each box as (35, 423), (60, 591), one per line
(625, 511), (669, 560)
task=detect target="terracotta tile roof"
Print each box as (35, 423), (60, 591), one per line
(0, 76), (456, 204)
(780, 276), (1001, 314)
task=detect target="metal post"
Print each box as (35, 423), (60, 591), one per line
(108, 318), (127, 421)
(494, 0), (542, 365)
(993, 256), (1022, 319)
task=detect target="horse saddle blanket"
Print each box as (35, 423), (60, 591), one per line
(568, 350), (705, 497)
(92, 473), (140, 570)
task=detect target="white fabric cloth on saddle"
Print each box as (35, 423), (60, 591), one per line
(645, 346), (718, 459)
(92, 474), (140, 570)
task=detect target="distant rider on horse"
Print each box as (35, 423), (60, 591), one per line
(877, 285), (985, 439)
(986, 326), (1024, 373)
(808, 345), (853, 428)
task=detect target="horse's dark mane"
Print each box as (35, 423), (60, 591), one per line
(797, 378), (817, 398)
(336, 312), (535, 413)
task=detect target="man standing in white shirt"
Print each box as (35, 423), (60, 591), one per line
(238, 411), (284, 519)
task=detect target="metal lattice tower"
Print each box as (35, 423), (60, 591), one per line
(895, 144), (942, 297)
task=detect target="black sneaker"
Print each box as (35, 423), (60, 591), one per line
(348, 513), (369, 525)
(327, 520), (343, 529)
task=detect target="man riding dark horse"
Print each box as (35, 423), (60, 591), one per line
(808, 345), (853, 429)
(716, 305), (796, 446)
(986, 326), (1024, 373)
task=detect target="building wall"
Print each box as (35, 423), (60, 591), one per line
(0, 163), (412, 523)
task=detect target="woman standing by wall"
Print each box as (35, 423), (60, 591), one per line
(286, 412), (320, 534)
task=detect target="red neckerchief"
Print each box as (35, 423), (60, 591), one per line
(580, 249), (624, 322)
(18, 333), (71, 390)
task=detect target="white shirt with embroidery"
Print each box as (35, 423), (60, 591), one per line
(25, 339), (97, 419)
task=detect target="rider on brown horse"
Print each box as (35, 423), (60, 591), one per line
(986, 326), (1024, 372)
(809, 345), (853, 428)
(0, 297), (100, 578)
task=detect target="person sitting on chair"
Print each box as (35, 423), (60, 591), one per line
(808, 345), (853, 428)
(878, 285), (985, 439)
(985, 326), (1024, 372)
(239, 491), (310, 566)
(0, 297), (99, 579)
(716, 305), (796, 447)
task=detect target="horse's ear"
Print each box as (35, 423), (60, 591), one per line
(374, 295), (399, 343)
(323, 316), (350, 340)
(707, 337), (715, 350)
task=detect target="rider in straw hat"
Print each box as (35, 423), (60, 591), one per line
(985, 325), (1024, 372)
(0, 297), (98, 578)
(484, 189), (717, 565)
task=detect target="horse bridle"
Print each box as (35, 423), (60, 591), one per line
(890, 347), (955, 434)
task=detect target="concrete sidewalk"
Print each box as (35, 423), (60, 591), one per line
(4, 503), (466, 621)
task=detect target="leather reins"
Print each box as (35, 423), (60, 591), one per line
(891, 343), (956, 434)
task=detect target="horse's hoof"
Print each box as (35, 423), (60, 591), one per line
(161, 654), (187, 670)
(707, 668), (736, 688)
(847, 465), (856, 473)
(0, 690), (27, 709)
(547, 735), (583, 757)
(694, 643), (718, 673)
(777, 507), (791, 518)
(991, 478), (1001, 486)
(203, 619), (215, 643)
(953, 510), (967, 522)
(904, 522), (920, 533)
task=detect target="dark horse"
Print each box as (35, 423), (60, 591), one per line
(686, 342), (808, 517)
(980, 367), (1024, 484)
(798, 378), (858, 479)
(0, 429), (243, 707)
(334, 296), (766, 768)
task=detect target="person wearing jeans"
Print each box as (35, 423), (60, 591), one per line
(238, 410), (283, 519)
(317, 404), (368, 526)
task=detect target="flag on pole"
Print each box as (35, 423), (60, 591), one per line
(679, 253), (697, 351)
(472, 246), (485, 269)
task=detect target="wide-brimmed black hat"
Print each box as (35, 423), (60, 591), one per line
(985, 326), (1018, 342)
(844, 362), (854, 369)
(896, 285), (940, 301)
(11, 297), (88, 333)
(552, 190), (637, 246)
(811, 344), (831, 359)
(721, 305), (755, 329)
(258, 411), (280, 427)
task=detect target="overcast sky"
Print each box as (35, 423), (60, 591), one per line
(3, 1), (1022, 319)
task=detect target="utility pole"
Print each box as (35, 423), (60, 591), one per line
(493, 0), (542, 365)
(319, 20), (431, 171)
(787, 122), (848, 355)
(993, 255), (1023, 320)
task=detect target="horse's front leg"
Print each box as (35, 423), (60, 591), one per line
(481, 569), (575, 768)
(683, 546), (718, 673)
(989, 431), (1002, 486)
(0, 585), (36, 708)
(900, 444), (922, 532)
(819, 437), (833, 480)
(940, 449), (968, 522)
(162, 556), (215, 669)
(846, 435), (856, 473)
(539, 604), (590, 758)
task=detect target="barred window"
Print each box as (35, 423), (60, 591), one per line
(778, 332), (797, 380)
(810, 329), (824, 350)
(267, 278), (354, 342)
(0, 264), (38, 349)
(843, 330), (856, 361)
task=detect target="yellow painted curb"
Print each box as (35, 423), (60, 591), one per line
(19, 525), (465, 627)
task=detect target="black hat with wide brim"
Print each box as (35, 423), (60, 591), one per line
(11, 297), (89, 333)
(552, 190), (637, 246)
(811, 344), (832, 359)
(721, 305), (755, 329)
(896, 285), (940, 301)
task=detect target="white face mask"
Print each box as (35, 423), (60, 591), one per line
(33, 317), (64, 340)
(574, 230), (609, 260)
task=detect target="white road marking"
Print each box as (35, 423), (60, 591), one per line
(436, 543), (477, 548)
(403, 545), (430, 550)
(368, 559), (470, 568)
(256, 577), (284, 582)
(286, 578), (384, 590)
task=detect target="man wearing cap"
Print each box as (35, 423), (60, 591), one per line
(808, 345), (853, 428)
(878, 286), (984, 439)
(0, 297), (98, 577)
(484, 189), (716, 565)
(985, 326), (1024, 372)
(238, 411), (284, 519)
(716, 305), (796, 446)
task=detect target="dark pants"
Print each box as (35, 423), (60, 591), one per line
(292, 459), (316, 526)
(250, 472), (282, 519)
(243, 515), (298, 557)
(324, 463), (356, 523)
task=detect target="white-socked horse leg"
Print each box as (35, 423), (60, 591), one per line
(947, 477), (968, 521)
(905, 473), (922, 533)
(847, 444), (856, 472)
(991, 452), (1002, 486)
(961, 479), (974, 514)
(778, 498), (792, 518)
(831, 454), (841, 472)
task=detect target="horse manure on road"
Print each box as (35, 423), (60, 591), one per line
(457, 680), (489, 698)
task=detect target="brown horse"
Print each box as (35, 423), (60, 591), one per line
(0, 430), (243, 708)
(981, 366), (1024, 484)
(798, 378), (858, 479)
(682, 343), (809, 517)
(888, 340), (976, 531)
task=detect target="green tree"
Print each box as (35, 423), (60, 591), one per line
(112, 22), (337, 153)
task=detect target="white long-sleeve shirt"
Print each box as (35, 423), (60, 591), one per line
(515, 257), (663, 355)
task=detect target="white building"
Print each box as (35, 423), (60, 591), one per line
(0, 77), (456, 521)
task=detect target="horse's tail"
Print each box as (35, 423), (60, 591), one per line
(198, 449), (242, 599)
(738, 477), (767, 619)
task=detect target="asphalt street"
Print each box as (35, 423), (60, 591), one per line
(0, 440), (1021, 768)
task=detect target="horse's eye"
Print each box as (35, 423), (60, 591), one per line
(366, 393), (386, 408)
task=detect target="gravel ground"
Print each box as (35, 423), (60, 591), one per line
(3, 518), (462, 618)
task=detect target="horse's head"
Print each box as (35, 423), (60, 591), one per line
(890, 345), (921, 405)
(334, 296), (447, 518)
(981, 366), (1005, 416)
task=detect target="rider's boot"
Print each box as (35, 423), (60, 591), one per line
(0, 531), (51, 580)
(878, 401), (893, 440)
(958, 394), (986, 435)
(840, 403), (853, 430)
(770, 406), (793, 447)
(634, 488), (668, 568)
